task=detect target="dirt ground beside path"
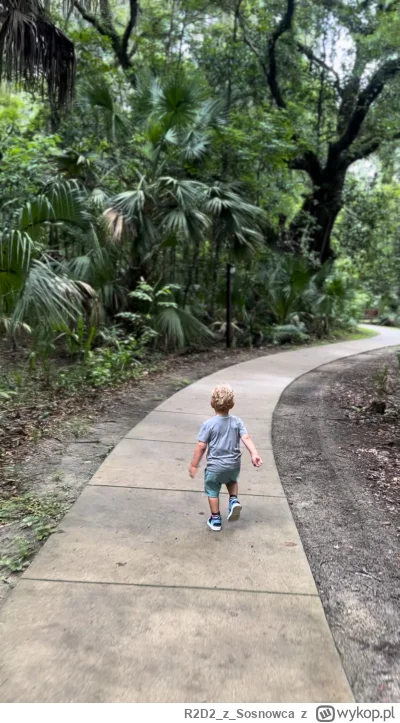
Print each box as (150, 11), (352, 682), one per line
(273, 348), (400, 703)
(1, 344), (278, 609)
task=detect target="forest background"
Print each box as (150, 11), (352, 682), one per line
(1, 0), (400, 390)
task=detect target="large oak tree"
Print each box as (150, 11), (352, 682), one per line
(1, 0), (400, 264)
(238, 0), (400, 261)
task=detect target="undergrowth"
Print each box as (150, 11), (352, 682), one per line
(0, 492), (67, 574)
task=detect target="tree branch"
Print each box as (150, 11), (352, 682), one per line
(73, 0), (113, 39)
(99, 0), (113, 26)
(331, 57), (400, 155)
(289, 150), (323, 182)
(121, 0), (139, 59)
(321, 0), (395, 34)
(344, 131), (400, 166)
(324, 0), (400, 35)
(267, 0), (295, 108)
(73, 0), (135, 71)
(238, 14), (268, 78)
(296, 42), (342, 95)
(238, 1), (296, 104)
(128, 42), (138, 59)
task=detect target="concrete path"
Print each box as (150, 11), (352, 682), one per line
(1, 327), (400, 703)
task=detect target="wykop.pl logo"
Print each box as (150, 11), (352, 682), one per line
(316, 708), (336, 722)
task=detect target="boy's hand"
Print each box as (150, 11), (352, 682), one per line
(251, 454), (263, 467)
(189, 441), (207, 478)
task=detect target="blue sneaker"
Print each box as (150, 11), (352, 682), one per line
(207, 515), (222, 531)
(227, 497), (242, 522)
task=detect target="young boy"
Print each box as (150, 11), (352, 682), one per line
(189, 384), (262, 531)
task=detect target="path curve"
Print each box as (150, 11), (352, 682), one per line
(1, 326), (400, 703)
(272, 348), (400, 702)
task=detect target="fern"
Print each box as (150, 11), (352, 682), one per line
(272, 324), (309, 345)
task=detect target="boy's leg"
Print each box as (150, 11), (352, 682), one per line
(208, 496), (220, 515)
(204, 470), (222, 530)
(226, 481), (238, 498)
(207, 495), (222, 530)
(226, 472), (242, 522)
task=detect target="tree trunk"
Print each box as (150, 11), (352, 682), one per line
(289, 170), (346, 263)
(183, 239), (200, 307)
(209, 232), (222, 319)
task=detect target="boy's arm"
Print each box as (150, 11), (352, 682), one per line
(189, 442), (207, 478)
(242, 434), (263, 467)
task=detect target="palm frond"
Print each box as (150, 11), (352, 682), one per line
(155, 306), (213, 349)
(163, 127), (178, 146)
(106, 184), (159, 249)
(0, 266), (24, 315)
(195, 98), (226, 130)
(154, 74), (203, 129)
(176, 307), (214, 345)
(0, 313), (30, 335)
(52, 149), (95, 180)
(12, 258), (83, 330)
(45, 181), (90, 227)
(103, 207), (125, 243)
(84, 80), (130, 139)
(181, 130), (209, 161)
(205, 182), (266, 257)
(0, 1), (75, 104)
(91, 187), (110, 210)
(155, 306), (185, 348)
(86, 79), (114, 113)
(157, 176), (205, 206)
(15, 181), (90, 238)
(109, 187), (149, 219)
(67, 254), (93, 281)
(0, 228), (34, 272)
(272, 324), (309, 344)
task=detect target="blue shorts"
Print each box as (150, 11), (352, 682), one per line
(204, 468), (240, 498)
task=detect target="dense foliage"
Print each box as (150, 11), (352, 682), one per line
(1, 0), (400, 376)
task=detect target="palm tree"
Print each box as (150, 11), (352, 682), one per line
(99, 74), (217, 286)
(204, 182), (266, 318)
(133, 72), (226, 179)
(104, 175), (209, 294)
(0, 0), (76, 104)
(103, 74), (268, 317)
(0, 181), (97, 338)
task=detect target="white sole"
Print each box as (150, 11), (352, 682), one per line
(207, 520), (222, 531)
(227, 503), (242, 522)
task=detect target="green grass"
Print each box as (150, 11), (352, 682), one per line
(291, 326), (380, 351)
(313, 326), (380, 347)
(335, 326), (380, 341)
(174, 378), (192, 391)
(0, 493), (67, 574)
(286, 327), (379, 350)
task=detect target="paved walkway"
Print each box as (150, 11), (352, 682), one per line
(1, 326), (400, 703)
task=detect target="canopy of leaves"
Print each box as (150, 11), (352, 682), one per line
(1, 0), (400, 354)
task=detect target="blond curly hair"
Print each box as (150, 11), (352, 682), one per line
(211, 384), (235, 412)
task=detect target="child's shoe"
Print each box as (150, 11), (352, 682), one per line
(227, 496), (242, 522)
(207, 514), (222, 531)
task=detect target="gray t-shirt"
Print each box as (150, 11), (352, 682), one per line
(198, 415), (248, 472)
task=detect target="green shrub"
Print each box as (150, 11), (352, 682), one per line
(271, 323), (309, 345)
